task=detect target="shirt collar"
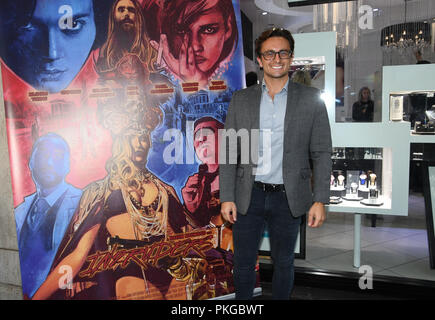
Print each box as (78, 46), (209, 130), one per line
(262, 78), (289, 95)
(37, 181), (68, 207)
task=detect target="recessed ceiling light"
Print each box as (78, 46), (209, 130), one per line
(262, 12), (268, 15)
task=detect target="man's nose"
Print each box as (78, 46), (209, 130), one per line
(46, 28), (62, 60)
(45, 155), (55, 167)
(198, 135), (208, 142)
(273, 52), (282, 62)
(123, 9), (132, 18)
(131, 136), (140, 149)
(191, 33), (203, 52)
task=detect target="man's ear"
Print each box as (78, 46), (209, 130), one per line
(256, 56), (263, 69)
(224, 15), (233, 41)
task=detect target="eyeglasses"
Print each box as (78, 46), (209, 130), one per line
(261, 50), (292, 61)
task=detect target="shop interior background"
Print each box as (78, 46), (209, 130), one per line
(240, 0), (435, 286)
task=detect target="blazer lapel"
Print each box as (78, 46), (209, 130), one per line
(249, 84), (262, 130)
(284, 81), (301, 135)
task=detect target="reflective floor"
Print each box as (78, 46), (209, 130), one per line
(256, 282), (402, 300)
(296, 192), (435, 282)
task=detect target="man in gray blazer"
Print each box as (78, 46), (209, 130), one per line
(219, 28), (332, 299)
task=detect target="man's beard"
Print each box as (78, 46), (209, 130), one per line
(114, 19), (137, 51)
(118, 18), (136, 34)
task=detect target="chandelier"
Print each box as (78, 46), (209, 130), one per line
(381, 22), (430, 49)
(381, 0), (431, 54)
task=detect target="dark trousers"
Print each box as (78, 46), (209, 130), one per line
(232, 185), (301, 300)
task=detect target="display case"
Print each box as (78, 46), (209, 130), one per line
(382, 64), (435, 144)
(389, 90), (435, 134)
(330, 147), (389, 208)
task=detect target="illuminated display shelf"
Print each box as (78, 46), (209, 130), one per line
(330, 198), (392, 213)
(329, 146), (391, 213)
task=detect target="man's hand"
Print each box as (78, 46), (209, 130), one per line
(150, 34), (207, 87)
(221, 201), (237, 224)
(307, 202), (326, 228)
(181, 173), (205, 213)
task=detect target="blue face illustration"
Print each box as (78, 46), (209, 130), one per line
(4, 0), (96, 93)
(31, 137), (69, 190)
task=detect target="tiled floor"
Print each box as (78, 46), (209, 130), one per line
(295, 192), (435, 282)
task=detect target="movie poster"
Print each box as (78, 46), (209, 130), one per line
(0, 0), (245, 300)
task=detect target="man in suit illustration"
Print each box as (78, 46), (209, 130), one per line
(15, 133), (82, 298)
(219, 28), (332, 299)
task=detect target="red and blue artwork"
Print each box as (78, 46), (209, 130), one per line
(0, 0), (245, 300)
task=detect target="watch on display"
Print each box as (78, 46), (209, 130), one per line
(359, 173), (367, 187)
(369, 173), (377, 188)
(337, 174), (345, 187)
(350, 182), (358, 194)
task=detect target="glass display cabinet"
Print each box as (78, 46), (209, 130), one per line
(329, 147), (392, 210)
(389, 90), (435, 134)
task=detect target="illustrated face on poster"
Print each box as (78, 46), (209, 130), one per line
(0, 0), (97, 93)
(114, 0), (137, 32)
(194, 120), (221, 165)
(174, 7), (232, 74)
(129, 132), (151, 167)
(30, 137), (69, 191)
(147, 0), (238, 88)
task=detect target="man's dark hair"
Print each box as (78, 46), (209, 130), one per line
(255, 27), (295, 58)
(0, 0), (113, 58)
(93, 0), (116, 49)
(194, 116), (224, 132)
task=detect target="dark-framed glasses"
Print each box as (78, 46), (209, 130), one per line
(261, 50), (292, 60)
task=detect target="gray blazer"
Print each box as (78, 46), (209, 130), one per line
(219, 81), (332, 217)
